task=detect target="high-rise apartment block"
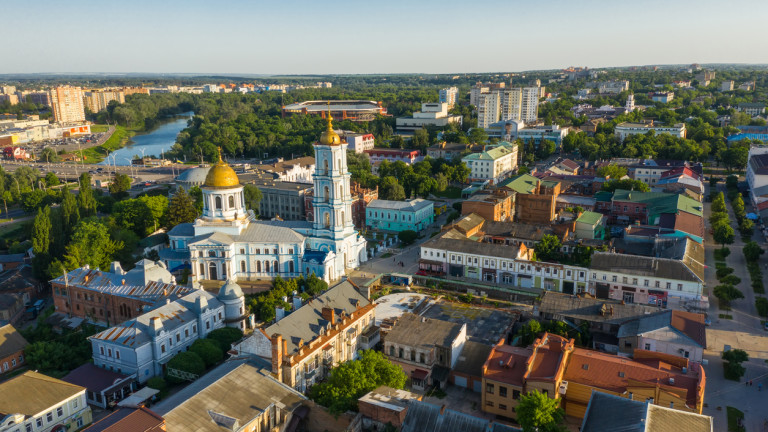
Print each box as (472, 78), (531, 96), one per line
(50, 86), (85, 124)
(0, 86), (16, 95)
(83, 90), (125, 113)
(476, 86), (540, 129)
(439, 87), (458, 108)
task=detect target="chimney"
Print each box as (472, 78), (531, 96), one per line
(322, 307), (336, 325)
(440, 405), (446, 415)
(148, 317), (162, 337)
(271, 334), (283, 383)
(293, 296), (302, 311)
(276, 306), (286, 322)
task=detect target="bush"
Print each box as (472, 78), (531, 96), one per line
(397, 230), (419, 246)
(714, 247), (731, 261)
(756, 297), (768, 317)
(723, 348), (749, 364)
(724, 361), (746, 381)
(716, 267), (735, 279)
(146, 377), (168, 393)
(719, 275), (742, 286)
(744, 241), (764, 262)
(166, 351), (205, 383)
(207, 327), (244, 352)
(190, 339), (224, 367)
(752, 280), (765, 294)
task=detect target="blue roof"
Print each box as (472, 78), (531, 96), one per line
(302, 250), (328, 264)
(727, 133), (768, 142)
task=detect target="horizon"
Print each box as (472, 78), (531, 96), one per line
(2, 0), (768, 75)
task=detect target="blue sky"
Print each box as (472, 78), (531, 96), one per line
(2, 0), (767, 74)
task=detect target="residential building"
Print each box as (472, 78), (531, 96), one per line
(395, 102), (462, 134)
(231, 280), (376, 392)
(655, 166), (704, 199)
(598, 80), (630, 94)
(0, 292), (28, 324)
(673, 80), (692, 88)
(477, 91), (501, 129)
(650, 91), (674, 103)
(21, 91), (51, 106)
(609, 189), (703, 225)
(450, 340), (494, 393)
(623, 159), (702, 186)
(358, 386), (421, 430)
(746, 147), (768, 217)
(589, 252), (704, 307)
(63, 364), (136, 409)
(384, 313), (467, 390)
(738, 81), (756, 91)
(366, 199), (434, 232)
(365, 148), (422, 165)
(50, 260), (191, 325)
(305, 181), (377, 230)
(89, 283), (246, 382)
(82, 407), (165, 432)
(461, 189), (514, 222)
(0, 323), (27, 375)
(469, 82), (505, 107)
(253, 156), (315, 183)
(249, 178), (312, 221)
(617, 310), (706, 362)
(462, 141), (518, 185)
(281, 100), (386, 122)
(482, 333), (573, 419)
(344, 132), (375, 153)
(481, 220), (565, 249)
(0, 371), (92, 432)
(575, 211), (605, 240)
(720, 80), (734, 91)
(50, 86), (86, 124)
(159, 115), (368, 283)
(0, 94), (19, 105)
(515, 124), (569, 149)
(737, 102), (765, 116)
(0, 86), (16, 95)
(500, 175), (561, 224)
(614, 121), (686, 141)
(426, 141), (474, 160)
(477, 86), (541, 128)
(153, 361), (304, 432)
(439, 87), (459, 108)
(695, 71), (715, 86)
(83, 90), (125, 113)
(401, 399), (518, 432)
(581, 391), (713, 432)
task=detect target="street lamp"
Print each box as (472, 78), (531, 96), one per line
(124, 158), (136, 178)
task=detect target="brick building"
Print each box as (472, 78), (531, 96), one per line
(0, 323), (27, 375)
(500, 174), (561, 224)
(461, 189), (515, 222)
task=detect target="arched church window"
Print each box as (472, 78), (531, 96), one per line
(229, 195), (235, 209)
(240, 261), (246, 273)
(199, 262), (205, 276)
(323, 159), (329, 174)
(273, 261), (279, 273)
(265, 261), (270, 273)
(257, 261), (261, 272)
(289, 261), (294, 273)
(324, 186), (329, 203)
(324, 212), (330, 228)
(215, 196), (222, 210)
(209, 250), (216, 257)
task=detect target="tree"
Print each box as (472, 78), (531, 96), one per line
(189, 185), (204, 214)
(206, 327), (244, 352)
(722, 348), (749, 364)
(308, 350), (407, 415)
(516, 320), (543, 347)
(40, 147), (60, 163)
(596, 164), (628, 179)
(77, 173), (97, 217)
(712, 221), (735, 248)
(743, 241), (764, 262)
(601, 179), (650, 192)
(44, 172), (59, 187)
(516, 390), (566, 432)
(190, 338), (223, 367)
(108, 173), (132, 197)
(379, 176), (406, 201)
(468, 128), (488, 144)
(398, 230), (418, 245)
(535, 140), (557, 160)
(167, 187), (198, 227)
(60, 186), (80, 236)
(243, 184), (263, 213)
(535, 235), (563, 263)
(64, 220), (123, 271)
(166, 351), (205, 383)
(32, 206), (51, 256)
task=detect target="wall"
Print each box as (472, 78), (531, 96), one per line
(481, 378), (523, 419)
(0, 349), (24, 375)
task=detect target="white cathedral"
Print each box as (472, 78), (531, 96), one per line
(160, 115), (368, 283)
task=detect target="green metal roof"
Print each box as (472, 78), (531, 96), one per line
(594, 191), (613, 202)
(612, 189), (703, 217)
(462, 141), (517, 161)
(576, 211), (604, 226)
(499, 174), (539, 194)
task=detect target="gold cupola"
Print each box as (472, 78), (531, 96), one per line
(204, 147), (240, 188)
(318, 112), (341, 146)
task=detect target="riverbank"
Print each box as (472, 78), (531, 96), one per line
(74, 125), (136, 163)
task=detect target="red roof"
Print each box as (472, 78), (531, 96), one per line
(660, 166), (699, 180)
(82, 407), (164, 432)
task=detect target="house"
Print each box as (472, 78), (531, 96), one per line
(450, 340), (494, 393)
(462, 141), (519, 185)
(358, 386), (421, 430)
(427, 142), (473, 160)
(231, 280), (375, 392)
(89, 281), (245, 383)
(0, 292), (28, 324)
(401, 399), (519, 432)
(617, 310), (706, 362)
(500, 175), (561, 224)
(0, 323), (27, 375)
(252, 156), (315, 184)
(555, 159), (580, 175)
(153, 361), (305, 432)
(343, 132), (375, 153)
(366, 199), (435, 232)
(736, 102), (765, 116)
(384, 313), (467, 390)
(575, 211), (605, 240)
(609, 189), (703, 225)
(0, 253), (25, 271)
(655, 167), (704, 199)
(62, 363), (136, 409)
(51, 260), (193, 325)
(82, 407), (165, 432)
(581, 391), (713, 432)
(0, 371), (93, 431)
(461, 189), (515, 222)
(365, 148), (422, 165)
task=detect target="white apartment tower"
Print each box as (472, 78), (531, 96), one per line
(625, 93), (635, 113)
(478, 87), (540, 128)
(439, 87), (459, 108)
(50, 86), (86, 124)
(477, 92), (501, 129)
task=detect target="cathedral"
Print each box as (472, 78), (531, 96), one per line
(160, 115), (368, 283)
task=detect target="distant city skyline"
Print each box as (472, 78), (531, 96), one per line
(2, 0), (767, 75)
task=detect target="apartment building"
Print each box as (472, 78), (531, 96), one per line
(720, 80), (734, 91)
(597, 80), (630, 94)
(461, 189), (514, 222)
(344, 132), (375, 153)
(500, 174), (561, 224)
(231, 280), (376, 392)
(650, 91), (674, 103)
(83, 90), (126, 113)
(50, 86), (86, 123)
(462, 141), (519, 185)
(366, 198), (435, 232)
(365, 148), (422, 165)
(439, 87), (459, 108)
(477, 87), (540, 128)
(737, 102), (765, 116)
(396, 102), (462, 134)
(614, 121), (686, 141)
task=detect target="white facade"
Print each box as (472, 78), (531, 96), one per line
(346, 133), (375, 153)
(462, 141), (518, 184)
(588, 267), (703, 303)
(0, 391), (90, 432)
(439, 87), (459, 108)
(478, 87), (540, 129)
(598, 80), (630, 94)
(720, 80), (734, 92)
(396, 102), (462, 133)
(614, 122), (686, 142)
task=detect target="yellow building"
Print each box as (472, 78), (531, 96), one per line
(50, 86), (85, 124)
(83, 90), (125, 113)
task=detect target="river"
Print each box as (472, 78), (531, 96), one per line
(100, 112), (193, 166)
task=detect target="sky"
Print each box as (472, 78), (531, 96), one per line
(2, 0), (767, 75)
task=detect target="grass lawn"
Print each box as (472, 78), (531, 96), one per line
(727, 406), (745, 432)
(78, 125), (134, 163)
(718, 314), (733, 319)
(433, 186), (462, 199)
(89, 124), (110, 133)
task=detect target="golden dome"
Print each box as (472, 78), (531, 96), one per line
(318, 112), (341, 146)
(204, 148), (240, 188)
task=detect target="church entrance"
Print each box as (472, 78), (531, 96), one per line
(209, 262), (218, 280)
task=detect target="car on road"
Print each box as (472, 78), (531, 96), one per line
(764, 321), (768, 331)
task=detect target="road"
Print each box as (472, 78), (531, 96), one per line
(0, 160), (190, 184)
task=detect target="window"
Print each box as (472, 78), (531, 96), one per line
(107, 349), (112, 357)
(644, 343), (651, 350)
(612, 275), (617, 282)
(499, 404), (507, 410)
(46, 412), (53, 422)
(215, 196), (222, 210)
(161, 344), (166, 354)
(486, 401), (494, 407)
(73, 399), (77, 408)
(677, 283), (683, 291)
(513, 390), (521, 400)
(228, 195), (235, 208)
(36, 419), (43, 428)
(655, 281), (660, 288)
(56, 407), (63, 417)
(77, 418), (84, 427)
(399, 348), (403, 358)
(624, 341), (632, 348)
(644, 279), (649, 287)
(185, 329), (190, 338)
(684, 351), (690, 358)
(176, 334), (180, 342)
(486, 383), (494, 394)
(206, 321), (210, 330)
(26, 424), (32, 432)
(100, 346), (104, 355)
(499, 386), (507, 397)
(11, 359), (15, 367)
(193, 325), (197, 333)
(115, 350), (120, 360)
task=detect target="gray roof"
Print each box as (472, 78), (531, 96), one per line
(590, 252), (702, 283)
(422, 236), (522, 260)
(386, 313), (464, 350)
(167, 223), (195, 237)
(617, 310), (706, 348)
(482, 221), (555, 241)
(265, 280), (370, 355)
(91, 290), (222, 347)
(155, 361), (305, 431)
(0, 253), (24, 263)
(218, 279), (244, 301)
(0, 323), (28, 359)
(190, 221), (307, 247)
(538, 292), (661, 325)
(367, 198), (434, 212)
(176, 166), (210, 184)
(401, 400), (519, 432)
(452, 340), (493, 377)
(581, 391), (713, 432)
